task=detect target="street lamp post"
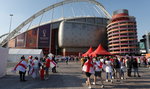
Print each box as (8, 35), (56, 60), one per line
(8, 14), (13, 48)
(9, 14), (13, 34)
(146, 32), (150, 53)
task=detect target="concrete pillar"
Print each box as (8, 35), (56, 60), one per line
(146, 33), (150, 53)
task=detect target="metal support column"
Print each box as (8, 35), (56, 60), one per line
(146, 33), (150, 53)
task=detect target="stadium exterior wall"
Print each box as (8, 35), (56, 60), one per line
(8, 17), (109, 56)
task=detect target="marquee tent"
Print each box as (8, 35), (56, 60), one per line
(8, 49), (43, 62)
(82, 47), (93, 57)
(0, 46), (8, 77)
(89, 44), (112, 57)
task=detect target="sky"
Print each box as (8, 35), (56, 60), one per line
(0, 0), (150, 40)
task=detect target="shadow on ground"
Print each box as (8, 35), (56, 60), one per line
(0, 73), (85, 89)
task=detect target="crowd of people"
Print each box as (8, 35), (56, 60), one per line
(12, 54), (150, 89)
(13, 55), (80, 82)
(13, 55), (57, 81)
(81, 56), (150, 89)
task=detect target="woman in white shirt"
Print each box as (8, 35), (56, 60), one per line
(105, 58), (113, 83)
(32, 57), (40, 79)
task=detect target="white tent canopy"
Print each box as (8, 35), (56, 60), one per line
(0, 46), (8, 77)
(8, 48), (43, 62)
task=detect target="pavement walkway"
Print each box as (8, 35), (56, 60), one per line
(0, 62), (150, 89)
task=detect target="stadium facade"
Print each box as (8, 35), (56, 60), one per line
(8, 17), (109, 55)
(1, 0), (140, 56)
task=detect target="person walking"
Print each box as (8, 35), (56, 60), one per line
(137, 57), (141, 67)
(147, 57), (150, 68)
(93, 58), (104, 88)
(133, 58), (141, 77)
(51, 56), (57, 73)
(82, 57), (94, 89)
(143, 57), (147, 67)
(65, 56), (69, 64)
(32, 57), (40, 79)
(14, 56), (27, 82)
(120, 58), (126, 79)
(50, 56), (57, 73)
(105, 57), (113, 83)
(45, 56), (51, 80)
(113, 57), (121, 80)
(28, 56), (33, 75)
(126, 57), (133, 77)
(40, 65), (45, 80)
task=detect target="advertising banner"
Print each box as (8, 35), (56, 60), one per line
(16, 33), (25, 47)
(26, 29), (38, 48)
(38, 24), (50, 48)
(8, 38), (16, 48)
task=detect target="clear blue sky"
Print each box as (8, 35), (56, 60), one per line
(0, 0), (150, 40)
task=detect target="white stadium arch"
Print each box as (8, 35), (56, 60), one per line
(0, 0), (111, 46)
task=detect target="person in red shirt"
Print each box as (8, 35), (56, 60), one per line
(82, 57), (94, 89)
(40, 66), (45, 80)
(45, 57), (51, 80)
(110, 57), (114, 63)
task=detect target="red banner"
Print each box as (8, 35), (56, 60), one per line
(16, 33), (25, 47)
(26, 29), (38, 48)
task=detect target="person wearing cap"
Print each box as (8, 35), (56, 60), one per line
(13, 56), (27, 82)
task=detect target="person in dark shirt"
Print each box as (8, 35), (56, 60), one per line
(65, 56), (69, 64)
(126, 57), (133, 77)
(113, 57), (121, 79)
(52, 56), (57, 73)
(132, 58), (141, 77)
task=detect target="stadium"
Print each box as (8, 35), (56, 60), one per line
(0, 0), (111, 56)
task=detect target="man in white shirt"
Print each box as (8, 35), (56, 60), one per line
(93, 58), (104, 88)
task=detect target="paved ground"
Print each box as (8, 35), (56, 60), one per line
(0, 61), (150, 89)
